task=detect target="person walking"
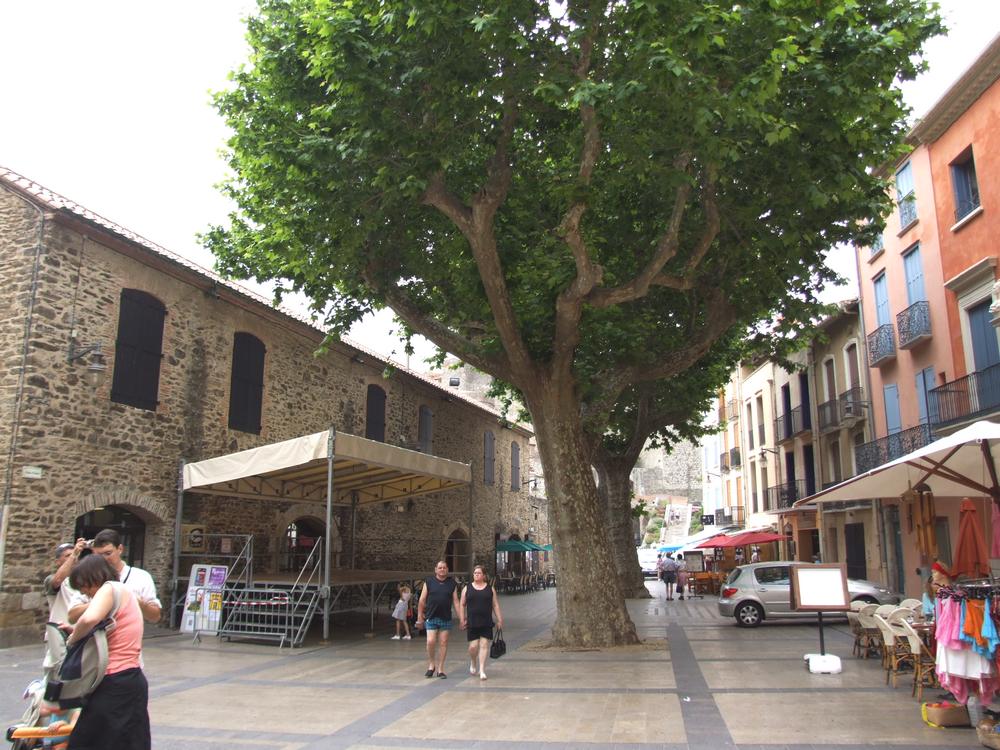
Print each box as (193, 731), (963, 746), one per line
(461, 565), (503, 681)
(662, 554), (679, 600)
(60, 554), (151, 749)
(675, 553), (689, 600)
(415, 560), (461, 678)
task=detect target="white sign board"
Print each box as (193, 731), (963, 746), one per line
(790, 564), (850, 611)
(180, 564), (229, 635)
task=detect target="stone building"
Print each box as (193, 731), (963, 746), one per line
(0, 168), (534, 645)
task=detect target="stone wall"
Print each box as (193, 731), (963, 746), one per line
(0, 183), (533, 645)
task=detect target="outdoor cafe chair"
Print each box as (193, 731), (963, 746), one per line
(899, 598), (923, 612)
(855, 603), (882, 659)
(898, 617), (938, 702)
(874, 610), (914, 687)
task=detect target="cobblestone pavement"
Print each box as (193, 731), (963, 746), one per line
(0, 583), (980, 748)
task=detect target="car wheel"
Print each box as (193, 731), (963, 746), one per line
(734, 601), (763, 628)
(852, 596), (878, 604)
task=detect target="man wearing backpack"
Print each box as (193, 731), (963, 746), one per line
(67, 529), (162, 624)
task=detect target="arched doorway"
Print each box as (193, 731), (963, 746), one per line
(75, 506), (147, 568)
(445, 529), (470, 576)
(284, 517), (325, 573)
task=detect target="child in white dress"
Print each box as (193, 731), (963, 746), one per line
(391, 585), (412, 640)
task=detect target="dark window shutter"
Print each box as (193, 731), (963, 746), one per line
(366, 385), (386, 442)
(484, 431), (495, 485)
(228, 332), (266, 433)
(418, 405), (433, 453)
(110, 289), (166, 411)
(511, 442), (520, 490)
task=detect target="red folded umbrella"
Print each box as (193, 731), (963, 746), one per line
(696, 533), (733, 549)
(951, 498), (990, 580)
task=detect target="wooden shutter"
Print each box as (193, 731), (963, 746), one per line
(511, 441), (520, 490)
(228, 332), (266, 433)
(365, 385), (386, 442)
(418, 405), (433, 453)
(484, 431), (495, 485)
(110, 289), (166, 410)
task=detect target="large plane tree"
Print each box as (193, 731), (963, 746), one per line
(208, 0), (940, 645)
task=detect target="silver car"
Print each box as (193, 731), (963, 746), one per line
(717, 562), (900, 627)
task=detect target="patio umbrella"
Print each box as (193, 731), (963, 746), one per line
(696, 533), (732, 549)
(794, 420), (1000, 508)
(714, 530), (789, 548)
(951, 498), (990, 579)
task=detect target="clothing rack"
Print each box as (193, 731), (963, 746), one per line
(940, 578), (1000, 600)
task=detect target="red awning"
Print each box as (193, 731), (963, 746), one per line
(696, 533), (735, 549)
(710, 531), (789, 548)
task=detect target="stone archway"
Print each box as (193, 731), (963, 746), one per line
(273, 505), (343, 572)
(443, 525), (471, 577)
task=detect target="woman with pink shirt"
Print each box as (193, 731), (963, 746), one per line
(63, 555), (150, 749)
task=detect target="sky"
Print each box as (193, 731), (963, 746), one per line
(2, 2), (998, 368)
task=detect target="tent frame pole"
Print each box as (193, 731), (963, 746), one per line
(171, 458), (185, 629)
(468, 459), (475, 581)
(323, 428), (335, 641)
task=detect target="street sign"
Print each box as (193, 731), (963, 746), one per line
(700, 514), (715, 525)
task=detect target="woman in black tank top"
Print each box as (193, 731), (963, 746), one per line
(460, 565), (503, 680)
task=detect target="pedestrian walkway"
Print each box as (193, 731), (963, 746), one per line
(0, 583), (980, 748)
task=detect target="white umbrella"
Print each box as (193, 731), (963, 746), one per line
(794, 419), (1000, 507)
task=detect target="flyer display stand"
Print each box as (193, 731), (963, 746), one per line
(789, 563), (850, 674)
(181, 564), (229, 642)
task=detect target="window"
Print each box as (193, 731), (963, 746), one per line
(895, 161), (917, 228)
(110, 289), (166, 411)
(484, 431), (495, 485)
(365, 384), (386, 441)
(511, 442), (521, 491)
(951, 148), (980, 222)
(418, 405), (433, 453)
(873, 273), (890, 327)
(829, 439), (842, 484)
(228, 333), (265, 433)
(915, 366), (937, 425)
(869, 233), (884, 258)
(902, 245), (926, 304)
(845, 343), (860, 390)
(754, 565), (790, 585)
(745, 403), (754, 450)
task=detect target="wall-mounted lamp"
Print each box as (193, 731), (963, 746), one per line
(350, 353), (364, 364)
(68, 339), (107, 389)
(395, 499), (415, 513)
(758, 447), (780, 466)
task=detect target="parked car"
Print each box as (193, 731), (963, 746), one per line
(637, 548), (660, 579)
(717, 562), (900, 627)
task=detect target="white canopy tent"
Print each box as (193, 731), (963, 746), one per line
(176, 429), (472, 638)
(794, 419), (1000, 507)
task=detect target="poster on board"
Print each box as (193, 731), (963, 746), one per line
(789, 563), (850, 612)
(180, 564), (229, 634)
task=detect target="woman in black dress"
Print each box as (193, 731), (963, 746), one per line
(460, 565), (503, 680)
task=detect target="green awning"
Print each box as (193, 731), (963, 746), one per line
(496, 540), (536, 553)
(540, 543), (553, 551)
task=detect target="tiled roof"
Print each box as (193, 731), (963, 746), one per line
(0, 166), (528, 432)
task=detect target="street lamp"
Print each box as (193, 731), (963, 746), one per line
(758, 447), (780, 466)
(67, 338), (107, 389)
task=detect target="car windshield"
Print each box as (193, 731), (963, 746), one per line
(753, 566), (790, 585)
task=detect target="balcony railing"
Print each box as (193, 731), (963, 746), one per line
(775, 406), (810, 443)
(839, 387), (866, 421)
(929, 362), (1000, 427)
(867, 323), (896, 367)
(720, 452), (731, 473)
(897, 300), (931, 349)
(729, 446), (742, 468)
(715, 506), (746, 528)
(854, 424), (933, 474)
(766, 480), (805, 511)
(899, 195), (917, 228)
(817, 398), (840, 432)
(727, 398), (739, 421)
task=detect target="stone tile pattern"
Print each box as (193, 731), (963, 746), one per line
(0, 182), (538, 645)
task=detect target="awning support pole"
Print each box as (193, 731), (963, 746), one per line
(468, 460), (475, 581)
(171, 459), (185, 630)
(350, 491), (359, 569)
(323, 428), (335, 641)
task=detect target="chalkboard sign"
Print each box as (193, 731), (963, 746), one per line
(789, 563), (850, 612)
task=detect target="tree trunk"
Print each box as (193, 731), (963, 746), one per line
(526, 387), (639, 647)
(595, 460), (651, 599)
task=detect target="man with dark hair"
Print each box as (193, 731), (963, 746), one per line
(68, 528), (161, 623)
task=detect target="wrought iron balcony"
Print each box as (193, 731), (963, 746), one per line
(817, 398), (840, 433)
(854, 424), (933, 474)
(867, 323), (896, 367)
(775, 406), (810, 443)
(766, 480), (805, 511)
(720, 452), (731, 473)
(839, 387), (866, 422)
(899, 195), (917, 228)
(897, 300), (931, 349)
(715, 506), (746, 527)
(729, 446), (742, 468)
(727, 398), (739, 421)
(929, 362), (1000, 427)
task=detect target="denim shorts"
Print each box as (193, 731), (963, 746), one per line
(424, 617), (452, 631)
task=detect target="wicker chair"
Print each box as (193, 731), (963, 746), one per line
(898, 617), (938, 701)
(856, 603), (883, 659)
(875, 609), (914, 687)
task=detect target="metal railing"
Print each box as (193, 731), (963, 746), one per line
(775, 405), (809, 443)
(854, 423), (933, 474)
(727, 398), (739, 421)
(715, 506), (746, 527)
(899, 195), (917, 227)
(929, 362), (1000, 426)
(897, 300), (931, 349)
(817, 398), (840, 432)
(839, 387), (866, 421)
(766, 480), (805, 511)
(867, 324), (896, 367)
(720, 452), (731, 472)
(729, 446), (742, 468)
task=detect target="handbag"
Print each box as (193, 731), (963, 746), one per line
(489, 628), (506, 659)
